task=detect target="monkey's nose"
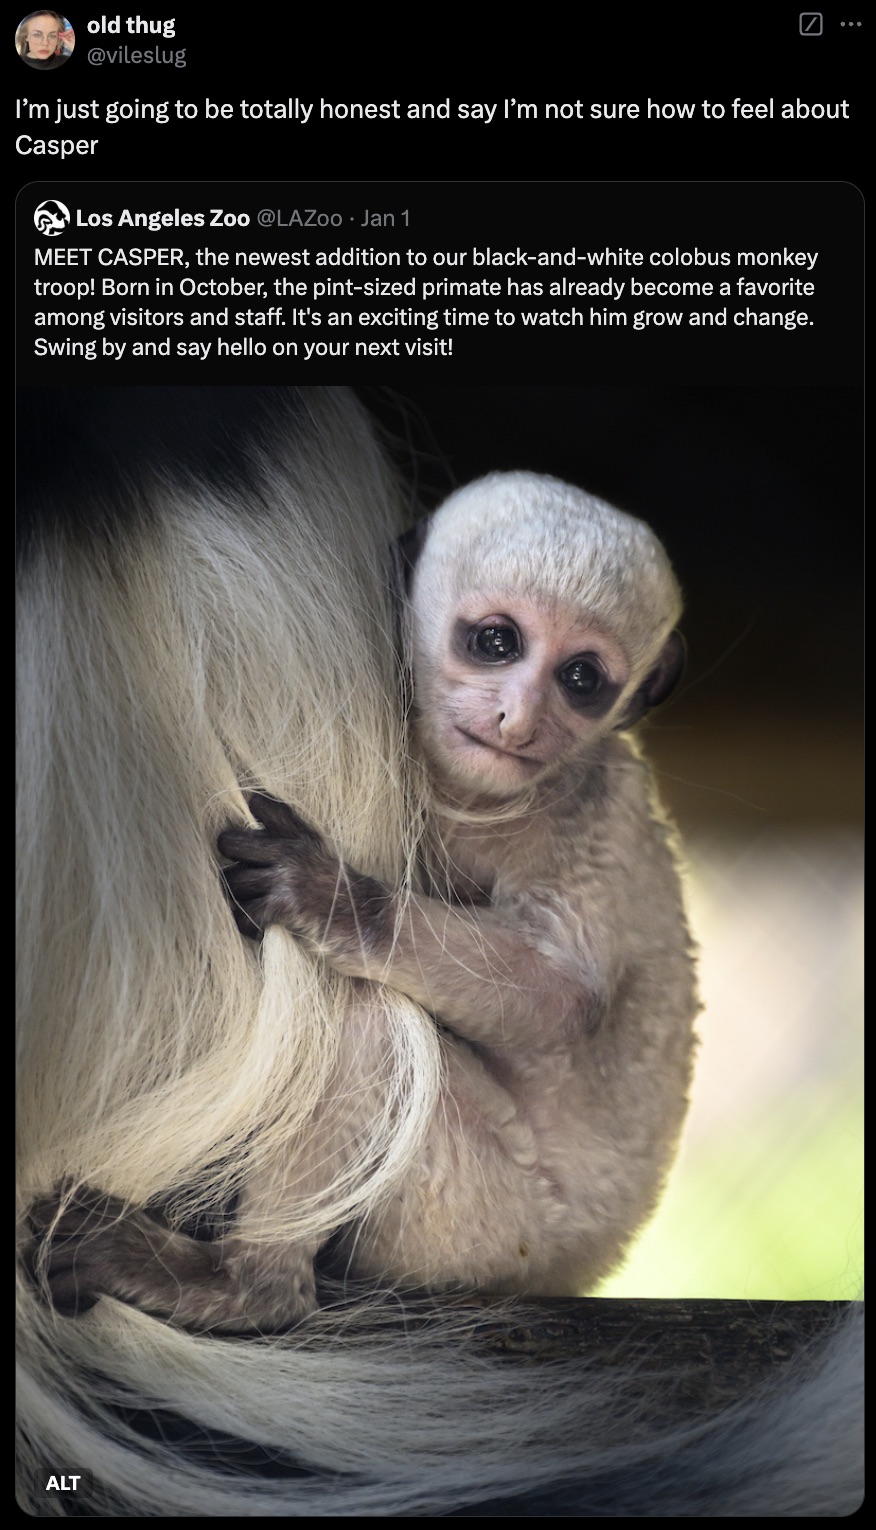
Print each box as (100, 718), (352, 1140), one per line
(497, 709), (539, 749)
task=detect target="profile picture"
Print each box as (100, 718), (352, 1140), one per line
(16, 10), (74, 66)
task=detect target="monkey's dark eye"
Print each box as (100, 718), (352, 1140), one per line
(558, 657), (604, 701)
(471, 625), (520, 661)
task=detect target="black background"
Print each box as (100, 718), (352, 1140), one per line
(12, 7), (867, 185)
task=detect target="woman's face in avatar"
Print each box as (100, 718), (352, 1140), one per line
(25, 14), (61, 56)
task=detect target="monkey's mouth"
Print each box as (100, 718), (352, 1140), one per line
(455, 727), (543, 768)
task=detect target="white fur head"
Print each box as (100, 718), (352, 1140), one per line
(407, 472), (684, 799)
(413, 473), (681, 669)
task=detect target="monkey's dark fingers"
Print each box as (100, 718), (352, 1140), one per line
(218, 817), (324, 868)
(28, 1197), (67, 1235)
(217, 825), (289, 865)
(26, 1186), (125, 1317)
(30, 1242), (102, 1317)
(230, 905), (267, 941)
(245, 791), (323, 846)
(28, 1183), (126, 1237)
(222, 864), (284, 903)
(219, 867), (269, 940)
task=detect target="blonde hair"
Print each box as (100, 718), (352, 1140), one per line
(16, 11), (67, 55)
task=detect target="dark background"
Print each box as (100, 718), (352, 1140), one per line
(12, 8), (867, 187)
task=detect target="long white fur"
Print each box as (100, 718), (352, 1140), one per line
(16, 386), (862, 1515)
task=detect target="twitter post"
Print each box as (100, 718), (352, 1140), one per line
(16, 8), (864, 1519)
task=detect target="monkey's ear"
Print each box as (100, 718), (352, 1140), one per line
(616, 630), (686, 728)
(394, 517), (432, 592)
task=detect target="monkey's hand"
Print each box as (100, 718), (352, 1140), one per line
(220, 797), (591, 1049)
(218, 792), (394, 964)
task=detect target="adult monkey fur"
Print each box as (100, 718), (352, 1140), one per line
(17, 387), (862, 1515)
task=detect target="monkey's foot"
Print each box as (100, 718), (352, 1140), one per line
(27, 1185), (179, 1318)
(26, 1183), (321, 1331)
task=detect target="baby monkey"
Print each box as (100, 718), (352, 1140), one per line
(36, 472), (698, 1327)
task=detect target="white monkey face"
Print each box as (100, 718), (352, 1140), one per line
(413, 591), (632, 799)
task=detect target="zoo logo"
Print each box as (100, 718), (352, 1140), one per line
(34, 200), (70, 236)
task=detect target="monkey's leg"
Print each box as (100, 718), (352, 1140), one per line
(220, 794), (590, 1050)
(29, 1185), (320, 1331)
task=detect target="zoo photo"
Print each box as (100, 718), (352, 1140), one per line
(16, 382), (862, 1518)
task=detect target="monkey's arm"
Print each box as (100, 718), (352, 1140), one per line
(219, 795), (589, 1049)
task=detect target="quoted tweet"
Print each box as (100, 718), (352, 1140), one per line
(16, 182), (861, 383)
